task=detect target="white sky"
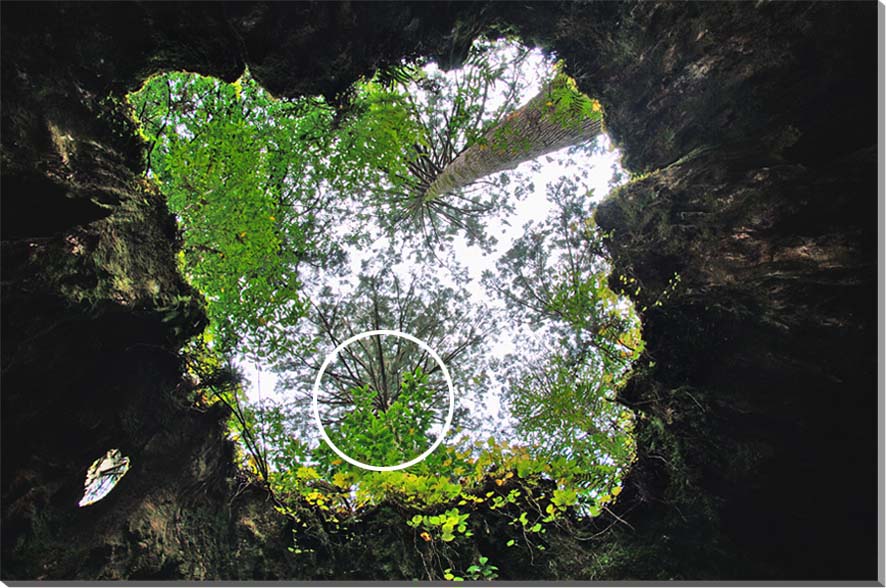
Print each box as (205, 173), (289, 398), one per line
(240, 137), (624, 445)
(238, 42), (627, 458)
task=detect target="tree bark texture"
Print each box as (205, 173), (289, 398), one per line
(423, 81), (603, 201)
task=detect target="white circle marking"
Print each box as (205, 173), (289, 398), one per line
(311, 329), (455, 472)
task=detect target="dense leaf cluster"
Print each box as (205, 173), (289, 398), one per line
(130, 37), (641, 578)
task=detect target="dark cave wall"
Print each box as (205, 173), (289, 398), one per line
(1, 1), (879, 581)
(0, 2), (511, 580)
(577, 3), (878, 578)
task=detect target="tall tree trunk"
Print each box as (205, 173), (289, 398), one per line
(422, 77), (603, 202)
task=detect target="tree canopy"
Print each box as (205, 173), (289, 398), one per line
(128, 36), (642, 571)
(275, 269), (488, 444)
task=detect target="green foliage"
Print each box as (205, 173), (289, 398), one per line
(544, 68), (604, 131)
(487, 69), (602, 156)
(507, 354), (635, 481)
(483, 176), (641, 504)
(444, 555), (499, 582)
(314, 367), (441, 470)
(408, 507), (472, 543)
(350, 38), (550, 251)
(489, 176), (642, 367)
(179, 334), (274, 481)
(128, 38), (643, 581)
(126, 38), (550, 358)
(273, 269), (487, 447)
(128, 72), (341, 359)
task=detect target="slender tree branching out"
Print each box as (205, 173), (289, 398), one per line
(421, 73), (604, 202)
(130, 37), (641, 527)
(350, 50), (604, 251)
(275, 270), (490, 436)
(481, 176), (642, 479)
(330, 40), (555, 251)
